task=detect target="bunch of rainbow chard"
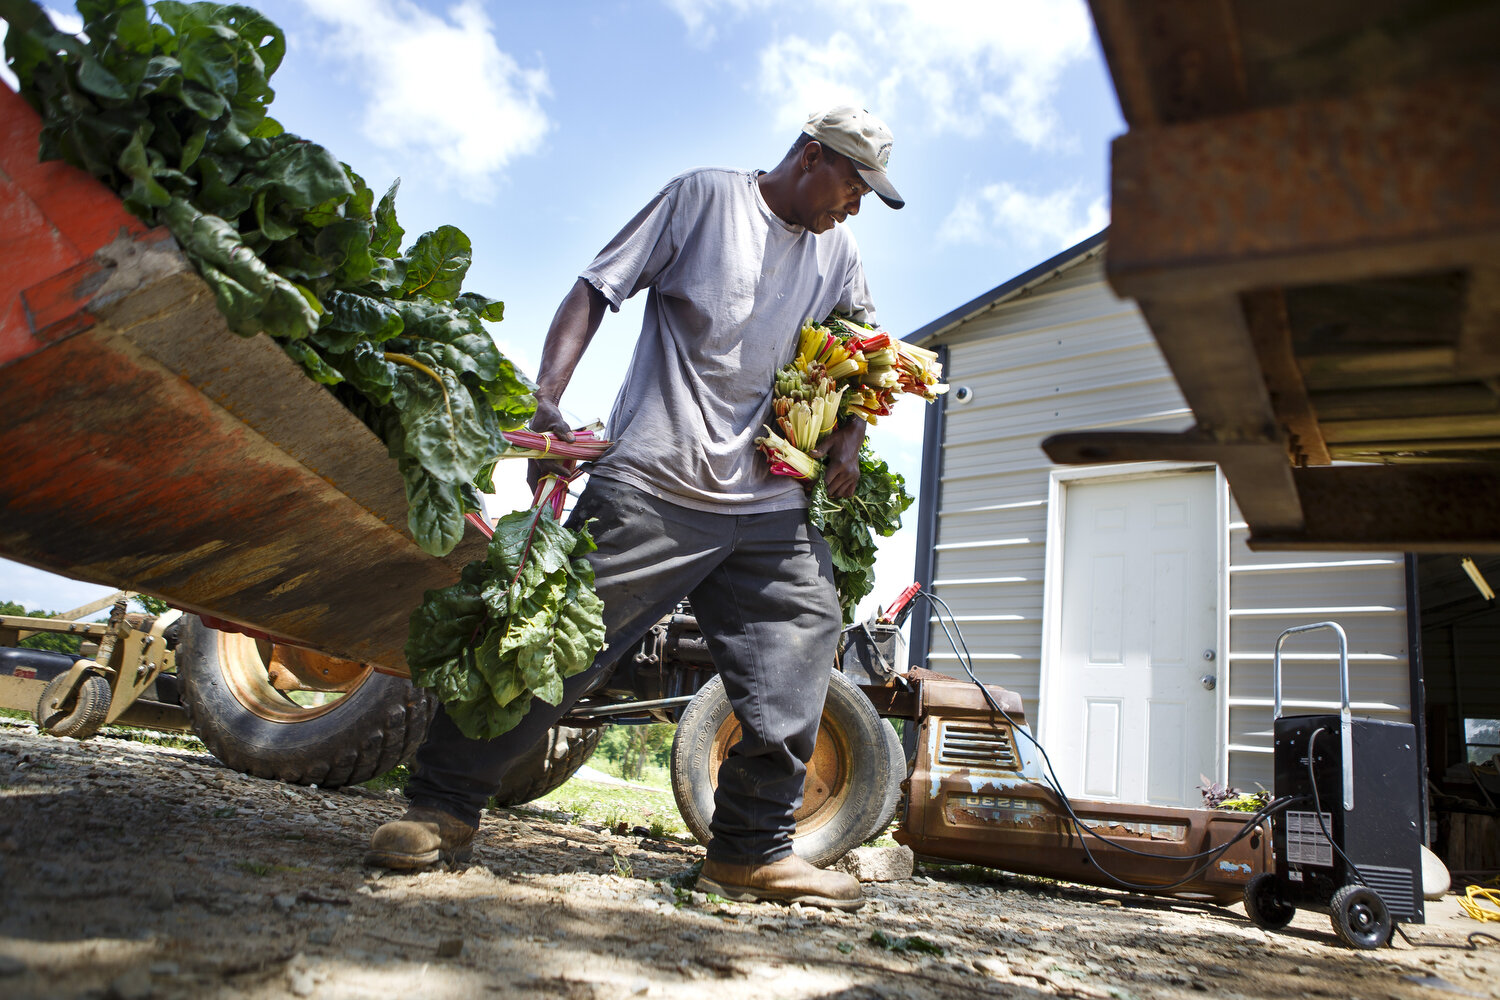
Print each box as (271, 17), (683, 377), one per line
(755, 316), (946, 621)
(755, 316), (946, 483)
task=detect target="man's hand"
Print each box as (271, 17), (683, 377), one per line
(526, 396), (578, 492)
(812, 419), (866, 498)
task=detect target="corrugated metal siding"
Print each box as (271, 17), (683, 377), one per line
(924, 248), (1412, 790)
(1224, 508), (1409, 790)
(928, 254), (1190, 709)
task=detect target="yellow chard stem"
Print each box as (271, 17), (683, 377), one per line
(385, 351), (454, 425)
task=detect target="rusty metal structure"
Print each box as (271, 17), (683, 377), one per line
(1045, 0), (1500, 551)
(892, 671), (1272, 903)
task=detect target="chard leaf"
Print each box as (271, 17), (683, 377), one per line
(254, 189), (298, 241)
(320, 290), (403, 343)
(314, 219), (375, 285)
(456, 292), (504, 322)
(371, 179), (404, 258)
(118, 129), (171, 207)
(328, 340), (397, 403)
(400, 225), (470, 301)
(77, 52), (129, 99)
(406, 502), (605, 738)
(259, 137), (353, 210)
(282, 339), (342, 385)
(475, 629), (530, 708)
(389, 360), (493, 482)
(399, 458), (466, 556)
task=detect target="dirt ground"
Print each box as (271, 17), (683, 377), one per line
(2, 720), (1497, 1000)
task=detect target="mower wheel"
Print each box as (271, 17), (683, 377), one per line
(1330, 884), (1394, 949)
(35, 671), (110, 740)
(670, 669), (902, 867)
(1242, 873), (1296, 930)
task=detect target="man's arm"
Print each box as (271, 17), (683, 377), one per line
(527, 277), (610, 489)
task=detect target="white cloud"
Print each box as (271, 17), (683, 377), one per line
(669, 0), (1094, 149)
(938, 180), (1107, 252)
(296, 0), (550, 197)
(663, 0), (776, 45)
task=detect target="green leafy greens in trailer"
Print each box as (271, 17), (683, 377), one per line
(0, 0), (537, 557)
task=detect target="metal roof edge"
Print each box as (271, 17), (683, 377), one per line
(903, 227), (1110, 346)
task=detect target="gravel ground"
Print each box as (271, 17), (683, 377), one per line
(1, 720), (1497, 1000)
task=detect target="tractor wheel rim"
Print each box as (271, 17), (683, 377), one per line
(217, 632), (371, 723)
(709, 709), (851, 836)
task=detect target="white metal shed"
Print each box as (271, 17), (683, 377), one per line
(904, 231), (1413, 804)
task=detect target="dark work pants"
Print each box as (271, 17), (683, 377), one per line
(405, 476), (842, 864)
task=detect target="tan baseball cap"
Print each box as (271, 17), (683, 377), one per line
(802, 106), (905, 210)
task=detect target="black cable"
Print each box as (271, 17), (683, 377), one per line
(1302, 722), (1374, 887)
(916, 590), (1294, 892)
(1306, 726), (1412, 945)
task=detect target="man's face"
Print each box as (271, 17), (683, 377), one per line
(796, 143), (872, 234)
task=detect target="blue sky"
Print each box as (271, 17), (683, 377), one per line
(1, 0), (1123, 618)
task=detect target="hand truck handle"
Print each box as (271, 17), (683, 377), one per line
(1273, 620), (1354, 811)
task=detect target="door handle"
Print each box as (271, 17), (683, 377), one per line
(1200, 674), (1217, 691)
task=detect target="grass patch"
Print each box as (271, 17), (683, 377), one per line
(587, 755), (672, 791)
(519, 773), (688, 837)
(361, 762), (409, 794)
(869, 929), (945, 956)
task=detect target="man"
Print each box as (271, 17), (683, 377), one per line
(367, 106), (904, 911)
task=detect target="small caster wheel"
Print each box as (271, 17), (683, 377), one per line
(35, 671), (110, 740)
(1330, 883), (1393, 949)
(1244, 872), (1296, 930)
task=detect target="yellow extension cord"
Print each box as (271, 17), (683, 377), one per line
(1460, 883), (1500, 922)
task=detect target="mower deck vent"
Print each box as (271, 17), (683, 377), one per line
(938, 723), (1019, 772)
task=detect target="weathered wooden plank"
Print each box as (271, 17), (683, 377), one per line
(1457, 265), (1500, 377)
(1108, 69), (1500, 301)
(1248, 464), (1500, 552)
(1086, 0), (1249, 128)
(1041, 429), (1304, 532)
(1134, 293), (1280, 437)
(1320, 412), (1500, 445)
(1243, 289), (1330, 465)
(1308, 384), (1500, 423)
(1298, 346), (1458, 391)
(0, 229), (487, 673)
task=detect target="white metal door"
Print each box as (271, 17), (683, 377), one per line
(1044, 472), (1218, 805)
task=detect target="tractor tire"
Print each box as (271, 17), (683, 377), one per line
(488, 725), (605, 807)
(35, 671), (110, 740)
(670, 669), (903, 868)
(176, 615), (435, 788)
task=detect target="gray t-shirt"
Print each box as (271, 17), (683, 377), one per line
(580, 167), (876, 513)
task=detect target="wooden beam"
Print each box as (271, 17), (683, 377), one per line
(1319, 412), (1500, 445)
(1298, 346), (1458, 391)
(1249, 465), (1500, 552)
(1457, 265), (1500, 377)
(1041, 429), (1304, 532)
(1108, 69), (1500, 301)
(1243, 289), (1331, 466)
(1308, 384), (1500, 424)
(1086, 0), (1248, 128)
(1134, 293), (1280, 438)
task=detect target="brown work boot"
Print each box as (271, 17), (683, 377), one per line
(696, 853), (864, 911)
(365, 805), (476, 870)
